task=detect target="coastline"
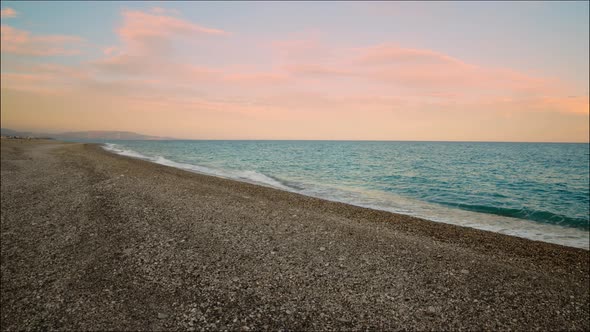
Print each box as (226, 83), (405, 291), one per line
(103, 141), (590, 250)
(99, 142), (589, 257)
(2, 139), (588, 330)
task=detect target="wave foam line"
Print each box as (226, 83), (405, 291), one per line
(102, 143), (292, 191)
(101, 143), (589, 250)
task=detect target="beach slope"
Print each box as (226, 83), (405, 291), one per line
(1, 139), (588, 330)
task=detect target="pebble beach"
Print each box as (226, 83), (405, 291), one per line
(1, 139), (588, 331)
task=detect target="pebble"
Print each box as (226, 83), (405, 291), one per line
(157, 313), (168, 319)
(319, 247), (326, 251)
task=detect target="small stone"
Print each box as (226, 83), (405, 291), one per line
(460, 269), (469, 274)
(157, 312), (168, 319)
(319, 247), (326, 251)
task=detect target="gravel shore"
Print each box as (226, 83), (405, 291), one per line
(1, 139), (588, 331)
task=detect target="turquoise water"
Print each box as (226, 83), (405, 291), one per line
(102, 141), (590, 249)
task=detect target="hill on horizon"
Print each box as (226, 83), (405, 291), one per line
(1, 128), (174, 140)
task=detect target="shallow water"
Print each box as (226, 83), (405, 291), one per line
(100, 140), (589, 249)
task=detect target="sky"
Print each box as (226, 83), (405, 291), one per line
(1, 1), (588, 142)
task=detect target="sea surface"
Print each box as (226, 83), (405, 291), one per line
(100, 140), (589, 249)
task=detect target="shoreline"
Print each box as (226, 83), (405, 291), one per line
(101, 141), (590, 250)
(2, 139), (588, 330)
(98, 141), (584, 257)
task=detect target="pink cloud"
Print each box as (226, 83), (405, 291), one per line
(271, 39), (320, 54)
(89, 9), (231, 80)
(1, 72), (66, 94)
(374, 64), (552, 95)
(91, 53), (223, 85)
(119, 10), (228, 38)
(0, 25), (83, 56)
(270, 35), (338, 64)
(355, 44), (466, 66)
(0, 61), (98, 98)
(117, 10), (228, 54)
(1, 73), (52, 83)
(102, 46), (118, 56)
(222, 72), (289, 84)
(270, 42), (555, 97)
(524, 96), (589, 115)
(348, 44), (553, 93)
(548, 96), (589, 114)
(92, 54), (156, 75)
(283, 64), (356, 77)
(1, 7), (17, 18)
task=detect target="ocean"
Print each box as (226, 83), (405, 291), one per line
(101, 140), (589, 249)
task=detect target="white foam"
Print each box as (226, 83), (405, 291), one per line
(294, 183), (589, 249)
(234, 170), (292, 190)
(102, 143), (292, 191)
(103, 143), (150, 160)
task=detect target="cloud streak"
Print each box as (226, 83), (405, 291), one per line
(1, 25), (84, 56)
(117, 9), (228, 55)
(1, 7), (17, 18)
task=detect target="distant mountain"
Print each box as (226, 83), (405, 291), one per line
(1, 128), (35, 137)
(1, 129), (175, 140)
(53, 131), (174, 140)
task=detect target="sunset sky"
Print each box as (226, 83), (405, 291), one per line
(1, 1), (588, 141)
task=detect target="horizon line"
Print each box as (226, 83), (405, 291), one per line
(2, 128), (588, 144)
(89, 138), (590, 144)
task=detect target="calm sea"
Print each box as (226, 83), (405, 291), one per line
(101, 140), (589, 249)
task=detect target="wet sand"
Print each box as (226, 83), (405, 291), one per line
(1, 139), (588, 331)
